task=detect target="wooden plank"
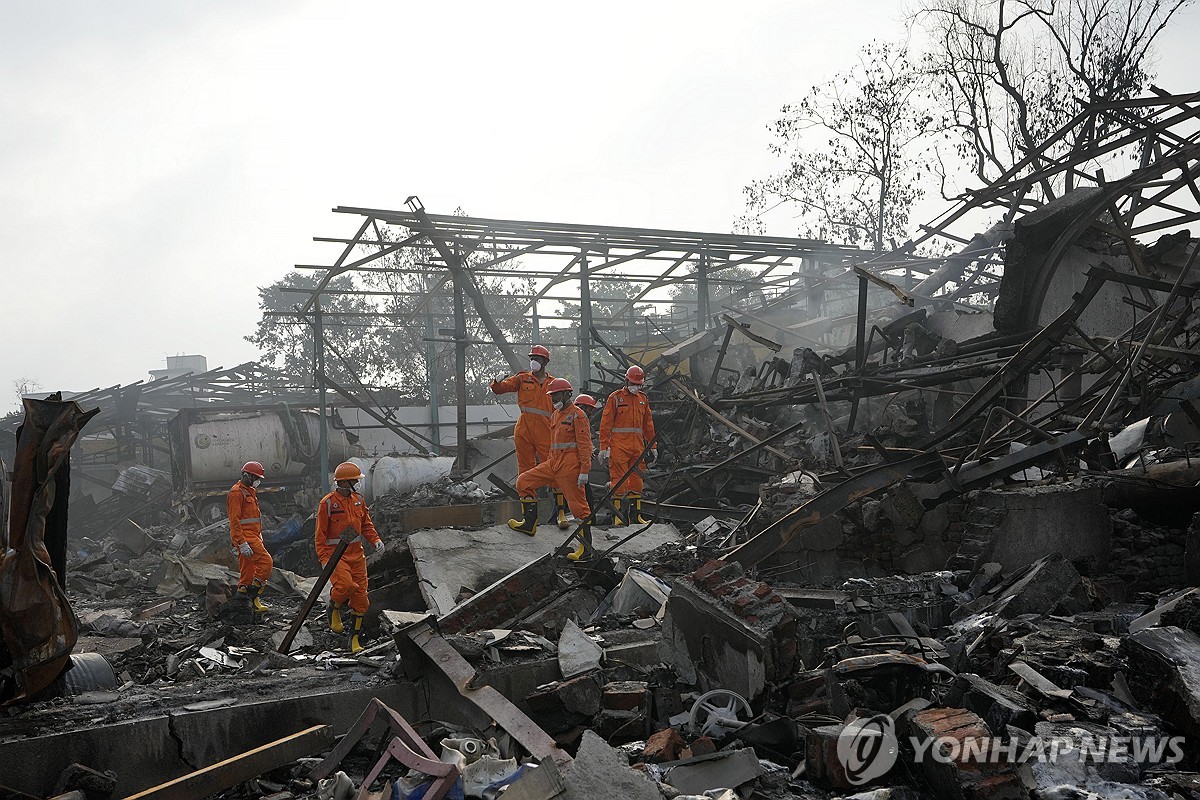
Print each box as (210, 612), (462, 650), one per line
(124, 725), (334, 800)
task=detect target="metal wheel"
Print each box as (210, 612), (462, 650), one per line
(689, 688), (752, 737)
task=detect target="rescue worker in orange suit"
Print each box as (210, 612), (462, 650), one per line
(228, 461), (272, 614)
(573, 394), (601, 535)
(599, 365), (656, 526)
(508, 378), (595, 560)
(315, 462), (385, 653)
(490, 345), (571, 530)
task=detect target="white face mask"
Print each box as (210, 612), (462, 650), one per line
(530, 359), (542, 372)
(628, 385), (640, 394)
(251, 478), (262, 488)
(553, 400), (564, 410)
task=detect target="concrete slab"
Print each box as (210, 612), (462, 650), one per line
(0, 683), (420, 797)
(409, 523), (681, 615)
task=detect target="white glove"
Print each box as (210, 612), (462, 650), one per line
(598, 449), (609, 465)
(577, 473), (588, 488)
(373, 540), (386, 555)
(492, 374), (507, 384)
(237, 542), (253, 558)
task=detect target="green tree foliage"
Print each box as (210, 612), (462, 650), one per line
(744, 40), (939, 251)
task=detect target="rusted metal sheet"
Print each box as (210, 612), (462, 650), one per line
(1, 397), (98, 705)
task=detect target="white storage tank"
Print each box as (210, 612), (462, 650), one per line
(186, 413), (302, 482)
(371, 455), (456, 499)
(347, 456), (378, 504)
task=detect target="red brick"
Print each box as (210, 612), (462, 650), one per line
(733, 595), (754, 611)
(641, 727), (686, 763)
(753, 583), (772, 598)
(693, 560), (723, 580)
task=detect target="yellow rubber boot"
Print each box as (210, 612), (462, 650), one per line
(630, 494), (652, 525)
(566, 522), (592, 561)
(250, 582), (270, 613)
(507, 499), (538, 536)
(330, 603), (345, 634)
(612, 498), (627, 528)
(554, 492), (570, 530)
(349, 612), (365, 654)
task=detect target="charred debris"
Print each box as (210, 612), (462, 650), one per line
(3, 95), (1200, 799)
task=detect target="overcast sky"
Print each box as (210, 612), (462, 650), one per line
(2, 1), (1198, 399)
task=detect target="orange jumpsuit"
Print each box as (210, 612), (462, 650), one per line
(600, 388), (655, 497)
(516, 402), (594, 521)
(228, 481), (272, 587)
(315, 491), (382, 614)
(490, 372), (555, 474)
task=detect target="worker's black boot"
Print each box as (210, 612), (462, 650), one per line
(249, 580), (270, 613)
(566, 521), (594, 561)
(507, 498), (539, 536)
(330, 602), (346, 634)
(629, 494), (652, 525)
(612, 497), (627, 527)
(553, 491), (570, 530)
(349, 612), (366, 654)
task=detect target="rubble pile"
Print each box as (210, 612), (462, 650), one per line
(4, 93), (1200, 799)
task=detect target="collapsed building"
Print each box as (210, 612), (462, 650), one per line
(2, 93), (1200, 800)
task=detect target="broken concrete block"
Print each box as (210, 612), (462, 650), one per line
(659, 560), (800, 704)
(438, 554), (560, 635)
(958, 674), (1039, 733)
(561, 731), (660, 800)
(530, 674), (603, 716)
(594, 709), (644, 742)
(906, 708), (1023, 800)
(558, 619), (603, 679)
(51, 763), (117, 800)
(1033, 722), (1139, 784)
(988, 553), (1082, 619)
(641, 727), (686, 763)
(1123, 626), (1200, 739)
(661, 748), (764, 795)
(603, 680), (648, 711)
(805, 723), (865, 790)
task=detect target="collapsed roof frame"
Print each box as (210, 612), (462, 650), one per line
(288, 91), (1199, 476)
(292, 202), (899, 467)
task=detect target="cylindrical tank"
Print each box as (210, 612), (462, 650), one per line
(302, 414), (358, 464)
(185, 410), (364, 484)
(186, 414), (302, 482)
(371, 455), (456, 499)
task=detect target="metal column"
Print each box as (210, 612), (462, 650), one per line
(696, 252), (711, 330)
(424, 291), (441, 454)
(314, 300), (330, 494)
(578, 251), (592, 388)
(450, 248), (470, 470)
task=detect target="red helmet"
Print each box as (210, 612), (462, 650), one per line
(529, 344), (550, 362)
(575, 393), (597, 408)
(241, 461), (265, 479)
(625, 365), (645, 385)
(546, 377), (574, 394)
